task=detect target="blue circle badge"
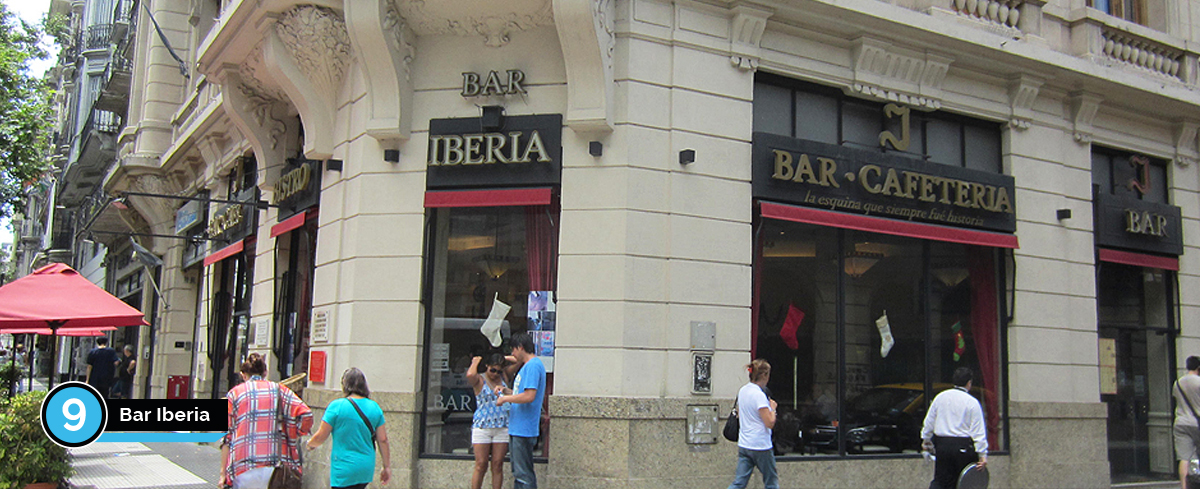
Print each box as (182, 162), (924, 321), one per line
(40, 382), (108, 448)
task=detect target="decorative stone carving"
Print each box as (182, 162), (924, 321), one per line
(849, 37), (952, 110)
(123, 171), (182, 236)
(554, 0), (614, 133)
(729, 5), (771, 72)
(345, 0), (415, 143)
(220, 68), (296, 190)
(1069, 91), (1102, 144)
(275, 6), (353, 100)
(1174, 121), (1199, 167)
(1007, 74), (1043, 130)
(398, 0), (554, 47)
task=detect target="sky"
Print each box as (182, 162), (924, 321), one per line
(1, 0), (54, 247)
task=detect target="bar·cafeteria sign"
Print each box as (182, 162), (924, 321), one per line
(753, 132), (1017, 233)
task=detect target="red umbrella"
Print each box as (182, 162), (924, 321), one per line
(0, 263), (148, 387)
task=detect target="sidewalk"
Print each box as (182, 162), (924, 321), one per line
(68, 440), (221, 489)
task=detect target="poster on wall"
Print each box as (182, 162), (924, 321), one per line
(432, 343), (451, 373)
(1099, 338), (1117, 395)
(529, 291), (555, 372)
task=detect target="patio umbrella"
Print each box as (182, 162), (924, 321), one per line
(0, 263), (148, 387)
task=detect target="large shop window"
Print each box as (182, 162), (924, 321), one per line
(421, 194), (559, 456)
(756, 218), (1007, 457)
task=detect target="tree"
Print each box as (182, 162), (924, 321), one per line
(0, 0), (53, 219)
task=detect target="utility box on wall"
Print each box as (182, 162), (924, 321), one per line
(167, 375), (190, 399)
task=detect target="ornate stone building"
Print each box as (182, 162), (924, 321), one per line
(61, 0), (1200, 487)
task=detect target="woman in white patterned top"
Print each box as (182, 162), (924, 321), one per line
(467, 354), (511, 489)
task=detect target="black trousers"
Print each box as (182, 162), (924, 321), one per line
(930, 435), (978, 489)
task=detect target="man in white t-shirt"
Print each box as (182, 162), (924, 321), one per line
(921, 367), (988, 489)
(728, 359), (778, 489)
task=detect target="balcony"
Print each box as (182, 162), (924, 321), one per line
(94, 56), (133, 115)
(1068, 8), (1198, 85)
(111, 0), (137, 43)
(83, 24), (113, 51)
(58, 109), (122, 207)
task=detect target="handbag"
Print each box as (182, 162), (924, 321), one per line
(268, 384), (303, 489)
(347, 397), (377, 449)
(723, 399), (739, 442)
(1176, 381), (1200, 484)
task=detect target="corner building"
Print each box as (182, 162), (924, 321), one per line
(109, 0), (1200, 487)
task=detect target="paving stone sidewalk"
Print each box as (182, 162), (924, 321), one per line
(68, 440), (222, 489)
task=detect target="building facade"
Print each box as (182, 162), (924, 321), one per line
(27, 0), (1200, 487)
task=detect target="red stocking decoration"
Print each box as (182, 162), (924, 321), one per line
(780, 303), (805, 350)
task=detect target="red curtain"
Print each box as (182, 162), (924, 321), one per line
(968, 247), (1000, 451)
(525, 203), (559, 291)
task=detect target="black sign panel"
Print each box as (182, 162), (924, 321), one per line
(207, 188), (258, 243)
(106, 399), (227, 432)
(426, 114), (562, 190)
(272, 159), (322, 221)
(753, 132), (1017, 233)
(1093, 191), (1183, 256)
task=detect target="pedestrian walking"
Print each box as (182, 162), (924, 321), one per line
(467, 353), (511, 489)
(1173, 355), (1200, 489)
(306, 367), (391, 489)
(728, 359), (779, 489)
(221, 353), (314, 489)
(495, 333), (545, 489)
(921, 367), (988, 489)
(86, 337), (118, 398)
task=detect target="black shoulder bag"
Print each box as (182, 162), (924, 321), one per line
(1176, 381), (1200, 484)
(347, 398), (377, 449)
(723, 398), (739, 442)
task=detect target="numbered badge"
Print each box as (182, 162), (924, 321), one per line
(40, 381), (108, 447)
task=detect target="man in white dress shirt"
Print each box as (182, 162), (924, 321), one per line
(921, 367), (988, 489)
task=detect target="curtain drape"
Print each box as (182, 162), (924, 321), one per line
(524, 203), (559, 292)
(968, 247), (1000, 451)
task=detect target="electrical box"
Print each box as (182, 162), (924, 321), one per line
(690, 321), (715, 351)
(686, 404), (719, 445)
(167, 375), (191, 399)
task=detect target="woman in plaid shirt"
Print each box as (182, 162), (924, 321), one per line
(221, 353), (314, 488)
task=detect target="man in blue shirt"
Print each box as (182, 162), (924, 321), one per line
(495, 332), (545, 489)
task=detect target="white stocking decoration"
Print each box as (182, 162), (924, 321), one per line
(876, 310), (895, 358)
(480, 293), (512, 347)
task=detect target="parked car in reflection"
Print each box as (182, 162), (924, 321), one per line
(806, 383), (982, 454)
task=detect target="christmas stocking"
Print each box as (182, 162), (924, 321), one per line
(951, 321), (966, 361)
(779, 303), (805, 350)
(876, 311), (895, 358)
(480, 293), (512, 347)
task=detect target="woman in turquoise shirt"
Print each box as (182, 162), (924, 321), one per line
(307, 368), (391, 489)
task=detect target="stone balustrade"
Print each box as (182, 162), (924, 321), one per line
(1101, 28), (1183, 79)
(951, 0), (1022, 29)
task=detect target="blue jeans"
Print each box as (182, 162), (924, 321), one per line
(728, 447), (778, 489)
(510, 435), (537, 489)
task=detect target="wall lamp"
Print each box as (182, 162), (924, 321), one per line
(481, 105), (504, 131)
(589, 141), (603, 157)
(325, 159), (343, 172)
(383, 150), (400, 163)
(1056, 208), (1072, 220)
(680, 149), (696, 165)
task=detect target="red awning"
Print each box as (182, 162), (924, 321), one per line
(271, 209), (318, 238)
(5, 327), (116, 336)
(0, 263), (148, 330)
(203, 240), (245, 267)
(424, 188), (553, 208)
(760, 201), (1020, 249)
(1098, 248), (1179, 271)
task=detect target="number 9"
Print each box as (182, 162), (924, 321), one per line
(63, 398), (86, 431)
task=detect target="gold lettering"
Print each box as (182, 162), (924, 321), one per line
(772, 150), (794, 181)
(879, 104), (911, 151)
(443, 136), (464, 165)
(859, 165), (882, 193)
(938, 178), (954, 204)
(1158, 215), (1169, 237)
(816, 157), (840, 188)
(464, 135), (485, 165)
(918, 175), (936, 203)
(486, 134), (508, 164)
(994, 187), (1012, 213)
(482, 71), (504, 96)
(428, 136), (443, 166)
(881, 169), (903, 196)
(794, 154), (817, 184)
(272, 164), (312, 205)
(902, 172), (919, 199)
(1126, 210), (1142, 233)
(522, 131), (551, 163)
(970, 183), (987, 210)
(461, 73), (480, 97)
(509, 132), (522, 162)
(954, 181), (971, 207)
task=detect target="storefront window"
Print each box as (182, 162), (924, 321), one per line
(273, 219), (316, 383)
(421, 201), (559, 456)
(756, 220), (1006, 457)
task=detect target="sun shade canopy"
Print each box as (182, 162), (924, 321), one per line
(0, 263), (148, 330)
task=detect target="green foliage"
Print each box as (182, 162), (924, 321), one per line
(0, 391), (73, 488)
(0, 361), (21, 389)
(0, 0), (54, 219)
